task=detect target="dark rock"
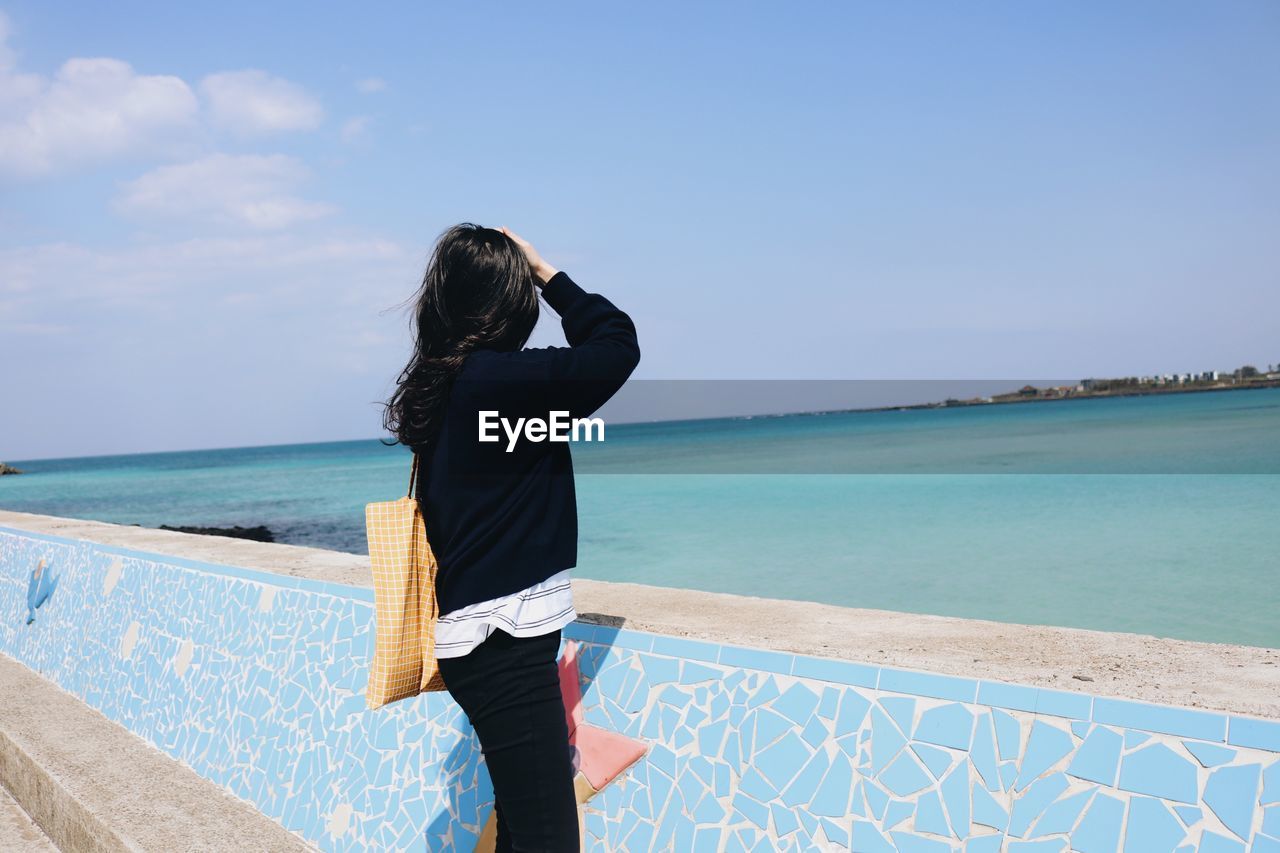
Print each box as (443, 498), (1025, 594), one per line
(0, 462), (24, 475)
(156, 523), (275, 542)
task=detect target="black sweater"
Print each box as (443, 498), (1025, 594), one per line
(415, 271), (640, 616)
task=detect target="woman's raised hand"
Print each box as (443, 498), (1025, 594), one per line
(500, 226), (559, 286)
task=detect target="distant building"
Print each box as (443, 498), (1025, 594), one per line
(1018, 385), (1038, 397)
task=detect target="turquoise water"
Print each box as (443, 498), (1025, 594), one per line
(4, 388), (1278, 647)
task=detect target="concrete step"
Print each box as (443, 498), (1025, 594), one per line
(0, 783), (58, 852)
(0, 652), (316, 853)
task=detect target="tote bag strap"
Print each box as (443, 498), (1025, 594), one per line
(406, 451), (419, 498)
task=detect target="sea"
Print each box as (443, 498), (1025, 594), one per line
(4, 387), (1278, 648)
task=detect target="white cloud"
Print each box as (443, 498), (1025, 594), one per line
(200, 70), (323, 136)
(340, 115), (371, 144)
(356, 77), (386, 94)
(114, 153), (336, 229)
(0, 13), (199, 178)
(0, 17), (330, 180)
(0, 234), (411, 323)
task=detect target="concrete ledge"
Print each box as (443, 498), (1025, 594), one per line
(3, 508), (1277, 720)
(0, 650), (315, 852)
(0, 783), (57, 851)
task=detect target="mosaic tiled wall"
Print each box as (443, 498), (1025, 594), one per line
(2, 523), (1279, 852)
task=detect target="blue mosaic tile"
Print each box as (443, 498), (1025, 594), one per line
(972, 782), (1009, 832)
(850, 819), (895, 852)
(834, 688), (872, 738)
(1092, 697), (1227, 743)
(1009, 772), (1068, 837)
(817, 685), (839, 720)
(1118, 743), (1198, 804)
(679, 661), (721, 684)
(917, 702), (975, 751)
(809, 750), (853, 816)
(751, 707), (792, 754)
(800, 714), (827, 749)
(692, 789), (726, 824)
(781, 747), (829, 808)
(1067, 725), (1123, 786)
(1228, 715), (1280, 752)
(971, 712), (1002, 791)
(995, 708), (1022, 760)
(881, 750), (932, 797)
(737, 758), (773, 799)
(1182, 740), (1235, 768)
(1171, 804), (1201, 825)
(1029, 786), (1093, 837)
(1015, 720), (1074, 792)
(1266, 803), (1280, 836)
(773, 682), (821, 726)
(911, 741), (953, 779)
(754, 731), (810, 791)
(692, 825), (721, 852)
(646, 633), (720, 664)
(1007, 841), (1067, 852)
(1123, 796), (1186, 852)
(883, 798), (914, 829)
(745, 675), (781, 709)
(891, 830), (952, 852)
(862, 777), (889, 820)
(880, 666), (977, 703)
(1071, 791), (1124, 853)
(792, 653), (879, 689)
(819, 816), (848, 847)
(639, 654), (680, 685)
(1035, 687), (1092, 721)
(942, 761), (970, 837)
(964, 836), (1003, 853)
(849, 779), (868, 818)
(870, 704), (908, 774)
(717, 644), (794, 675)
(770, 802), (799, 836)
(915, 787), (950, 836)
(977, 679), (1039, 713)
(1199, 831), (1246, 853)
(1123, 729), (1150, 748)
(1253, 831), (1280, 853)
(881, 695), (917, 737)
(731, 790), (770, 831)
(1202, 762), (1261, 840)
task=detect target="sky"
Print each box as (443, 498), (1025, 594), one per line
(1, 1), (1277, 461)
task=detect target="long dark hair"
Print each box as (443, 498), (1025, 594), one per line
(382, 223), (540, 450)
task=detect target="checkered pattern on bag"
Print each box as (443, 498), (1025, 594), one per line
(365, 463), (448, 710)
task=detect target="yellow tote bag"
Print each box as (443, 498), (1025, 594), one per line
(365, 451), (448, 710)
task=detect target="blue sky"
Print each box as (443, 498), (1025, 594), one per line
(2, 1), (1277, 460)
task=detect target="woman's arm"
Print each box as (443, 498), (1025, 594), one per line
(462, 229), (640, 420)
(463, 269), (639, 420)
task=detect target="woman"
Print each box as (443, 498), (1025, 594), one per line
(382, 223), (640, 851)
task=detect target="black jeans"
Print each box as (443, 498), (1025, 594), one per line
(437, 626), (580, 852)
